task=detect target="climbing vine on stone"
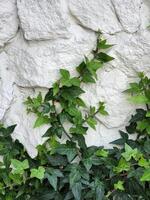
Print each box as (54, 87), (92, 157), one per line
(0, 35), (149, 199)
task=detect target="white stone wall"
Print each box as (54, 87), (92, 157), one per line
(0, 0), (150, 158)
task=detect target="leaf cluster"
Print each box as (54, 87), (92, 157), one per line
(0, 36), (149, 200)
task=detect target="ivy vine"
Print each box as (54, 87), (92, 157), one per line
(0, 35), (149, 200)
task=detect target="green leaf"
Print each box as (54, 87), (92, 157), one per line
(94, 179), (104, 200)
(70, 77), (80, 87)
(72, 182), (82, 200)
(97, 52), (114, 63)
(45, 173), (58, 191)
(75, 98), (86, 108)
(129, 95), (149, 104)
(54, 143), (77, 162)
(138, 157), (149, 169)
(146, 111), (150, 117)
(98, 39), (114, 49)
(53, 82), (59, 96)
(60, 69), (70, 80)
(86, 117), (97, 130)
(98, 102), (108, 116)
(69, 165), (81, 187)
(40, 102), (51, 113)
(30, 166), (45, 180)
(83, 157), (93, 171)
(121, 144), (139, 161)
(137, 119), (150, 134)
(70, 125), (88, 135)
(114, 181), (125, 191)
(34, 116), (50, 128)
(96, 149), (109, 158)
(140, 168), (150, 182)
(11, 159), (29, 175)
(86, 59), (103, 78)
(61, 86), (85, 101)
(114, 158), (130, 173)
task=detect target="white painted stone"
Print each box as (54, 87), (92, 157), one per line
(0, 0), (18, 47)
(69, 0), (122, 34)
(0, 0), (150, 157)
(140, 0), (150, 30)
(3, 86), (49, 158)
(5, 29), (96, 87)
(112, 0), (142, 33)
(104, 30), (150, 77)
(17, 0), (71, 40)
(82, 68), (136, 129)
(0, 52), (14, 120)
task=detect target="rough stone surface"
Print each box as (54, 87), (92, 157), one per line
(0, 0), (18, 47)
(69, 0), (122, 34)
(112, 0), (142, 33)
(0, 52), (14, 120)
(17, 0), (70, 40)
(5, 29), (96, 87)
(3, 86), (49, 158)
(0, 0), (150, 157)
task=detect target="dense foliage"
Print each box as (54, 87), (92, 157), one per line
(0, 35), (149, 200)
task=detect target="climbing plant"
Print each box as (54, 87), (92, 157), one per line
(0, 35), (149, 200)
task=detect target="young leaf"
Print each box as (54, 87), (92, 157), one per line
(86, 117), (97, 130)
(140, 168), (150, 182)
(114, 181), (125, 191)
(96, 149), (109, 158)
(34, 116), (50, 128)
(30, 166), (45, 180)
(11, 159), (29, 175)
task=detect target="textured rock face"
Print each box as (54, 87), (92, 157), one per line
(0, 52), (14, 120)
(17, 0), (70, 40)
(69, 0), (122, 34)
(0, 0), (18, 47)
(0, 0), (150, 157)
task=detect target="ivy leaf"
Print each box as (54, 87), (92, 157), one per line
(30, 166), (45, 180)
(86, 117), (97, 130)
(70, 77), (80, 87)
(45, 173), (58, 191)
(34, 116), (50, 128)
(86, 59), (103, 78)
(54, 143), (77, 162)
(137, 119), (150, 134)
(97, 52), (114, 63)
(129, 95), (149, 104)
(98, 102), (108, 116)
(121, 144), (139, 161)
(76, 61), (95, 83)
(140, 168), (150, 182)
(44, 88), (54, 101)
(94, 178), (105, 200)
(69, 165), (81, 188)
(72, 182), (82, 200)
(70, 125), (88, 135)
(83, 157), (93, 171)
(60, 69), (70, 79)
(114, 181), (125, 191)
(11, 159), (29, 175)
(138, 157), (149, 169)
(98, 39), (114, 49)
(53, 82), (59, 96)
(146, 111), (150, 117)
(95, 149), (109, 158)
(61, 86), (85, 101)
(40, 102), (51, 114)
(75, 98), (86, 108)
(114, 158), (130, 173)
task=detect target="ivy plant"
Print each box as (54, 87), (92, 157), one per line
(0, 35), (149, 200)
